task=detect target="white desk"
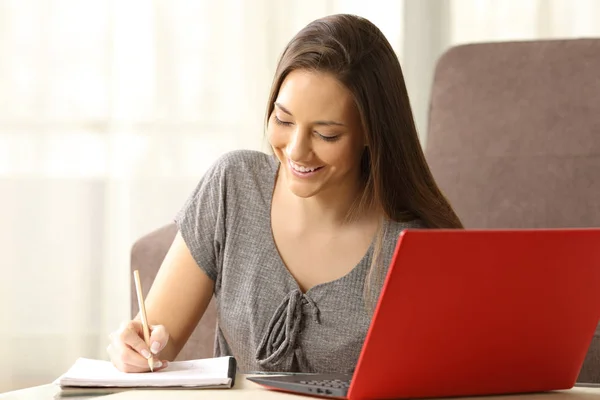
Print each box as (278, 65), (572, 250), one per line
(1, 374), (306, 399)
(2, 376), (600, 400)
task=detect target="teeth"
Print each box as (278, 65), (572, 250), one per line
(291, 161), (319, 173)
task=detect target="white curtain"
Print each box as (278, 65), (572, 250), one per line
(1, 0), (599, 392)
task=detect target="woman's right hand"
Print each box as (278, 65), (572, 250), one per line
(107, 320), (170, 372)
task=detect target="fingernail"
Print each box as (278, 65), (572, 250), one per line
(151, 341), (161, 354)
(141, 349), (151, 359)
(154, 361), (163, 369)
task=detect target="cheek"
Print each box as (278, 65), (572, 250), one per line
(316, 142), (358, 168)
(319, 141), (364, 171)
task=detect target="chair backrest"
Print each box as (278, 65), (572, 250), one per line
(130, 223), (217, 361)
(425, 38), (600, 383)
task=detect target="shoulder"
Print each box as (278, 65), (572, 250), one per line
(186, 149), (278, 202)
(379, 217), (427, 260)
(387, 217), (427, 232)
(209, 149), (278, 179)
(382, 218), (427, 247)
(202, 150), (279, 207)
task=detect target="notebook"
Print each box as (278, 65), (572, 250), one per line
(54, 356), (237, 394)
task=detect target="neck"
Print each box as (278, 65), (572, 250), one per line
(280, 172), (373, 229)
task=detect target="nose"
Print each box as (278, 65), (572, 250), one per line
(286, 127), (312, 161)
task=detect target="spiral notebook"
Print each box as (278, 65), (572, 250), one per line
(54, 356), (237, 395)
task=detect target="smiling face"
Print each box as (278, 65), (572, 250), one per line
(267, 69), (366, 200)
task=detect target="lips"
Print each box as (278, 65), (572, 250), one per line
(289, 160), (323, 173)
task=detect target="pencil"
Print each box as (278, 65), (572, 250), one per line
(133, 269), (155, 372)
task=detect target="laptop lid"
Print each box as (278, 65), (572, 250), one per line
(348, 228), (600, 400)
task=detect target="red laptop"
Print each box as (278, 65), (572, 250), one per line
(248, 229), (600, 399)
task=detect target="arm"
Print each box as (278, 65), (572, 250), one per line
(109, 230), (213, 372)
(140, 231), (215, 361)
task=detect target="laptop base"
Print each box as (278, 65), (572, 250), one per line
(247, 374), (351, 398)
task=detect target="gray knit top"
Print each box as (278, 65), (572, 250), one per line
(175, 150), (425, 373)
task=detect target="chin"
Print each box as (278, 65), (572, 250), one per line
(286, 182), (322, 199)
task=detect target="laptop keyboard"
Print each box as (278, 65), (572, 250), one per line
(299, 379), (351, 389)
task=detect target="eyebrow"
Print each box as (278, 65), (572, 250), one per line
(274, 102), (345, 127)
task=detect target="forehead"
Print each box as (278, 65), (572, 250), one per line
(276, 70), (356, 118)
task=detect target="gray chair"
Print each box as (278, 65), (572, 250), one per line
(425, 38), (600, 383)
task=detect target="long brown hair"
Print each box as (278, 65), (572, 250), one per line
(265, 14), (463, 303)
(266, 14), (462, 229)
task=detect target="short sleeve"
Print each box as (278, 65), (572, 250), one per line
(174, 157), (227, 282)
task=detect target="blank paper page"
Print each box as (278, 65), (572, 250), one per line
(55, 357), (233, 388)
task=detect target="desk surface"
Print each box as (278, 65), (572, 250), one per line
(3, 376), (600, 400)
(1, 374), (307, 400)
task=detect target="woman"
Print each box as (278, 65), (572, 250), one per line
(107, 13), (463, 374)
